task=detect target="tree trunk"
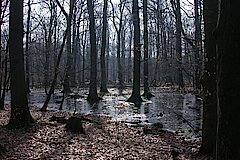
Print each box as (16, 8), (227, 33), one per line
(142, 0), (153, 99)
(175, 0), (184, 88)
(128, 27), (133, 84)
(0, 42), (9, 110)
(216, 0), (240, 159)
(25, 0), (31, 93)
(100, 0), (109, 93)
(86, 0), (100, 105)
(127, 0), (143, 103)
(63, 0), (75, 94)
(0, 0), (3, 110)
(194, 0), (202, 91)
(7, 0), (34, 128)
(199, 0), (218, 157)
(171, 0), (184, 88)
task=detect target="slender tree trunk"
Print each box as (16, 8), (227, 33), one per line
(7, 0), (34, 128)
(128, 28), (133, 84)
(86, 0), (100, 105)
(153, 10), (161, 87)
(116, 28), (124, 90)
(0, 42), (9, 110)
(194, 0), (202, 91)
(44, 0), (55, 94)
(0, 0), (3, 110)
(100, 0), (109, 93)
(216, 0), (240, 159)
(127, 0), (143, 103)
(72, 7), (77, 88)
(171, 0), (184, 88)
(142, 0), (153, 99)
(25, 0), (31, 93)
(63, 0), (75, 94)
(81, 30), (86, 86)
(199, 0), (218, 157)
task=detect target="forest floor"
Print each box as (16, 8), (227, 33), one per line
(0, 105), (213, 160)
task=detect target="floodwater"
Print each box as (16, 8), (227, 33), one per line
(23, 87), (202, 138)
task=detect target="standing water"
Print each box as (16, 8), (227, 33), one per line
(7, 87), (202, 138)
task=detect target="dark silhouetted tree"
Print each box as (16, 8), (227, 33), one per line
(87, 0), (100, 105)
(199, 0), (218, 157)
(7, 0), (34, 128)
(142, 0), (153, 99)
(170, 0), (184, 88)
(127, 0), (143, 103)
(100, 0), (109, 93)
(215, 0), (240, 159)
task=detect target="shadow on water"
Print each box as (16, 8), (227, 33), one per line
(7, 88), (202, 138)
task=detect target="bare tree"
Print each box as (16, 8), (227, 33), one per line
(170, 0), (184, 88)
(86, 0), (100, 105)
(142, 0), (153, 99)
(110, 0), (126, 90)
(127, 0), (143, 103)
(100, 0), (109, 93)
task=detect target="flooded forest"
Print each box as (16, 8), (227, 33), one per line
(0, 0), (240, 159)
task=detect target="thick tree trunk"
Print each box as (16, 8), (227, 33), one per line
(127, 0), (143, 103)
(86, 0), (100, 105)
(199, 0), (218, 157)
(7, 0), (34, 128)
(100, 0), (109, 93)
(216, 0), (240, 159)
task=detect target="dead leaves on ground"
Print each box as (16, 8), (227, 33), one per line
(0, 106), (210, 160)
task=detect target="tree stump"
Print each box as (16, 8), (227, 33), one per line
(65, 116), (85, 134)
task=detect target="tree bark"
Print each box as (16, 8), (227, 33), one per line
(7, 0), (34, 128)
(199, 0), (218, 157)
(216, 0), (240, 159)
